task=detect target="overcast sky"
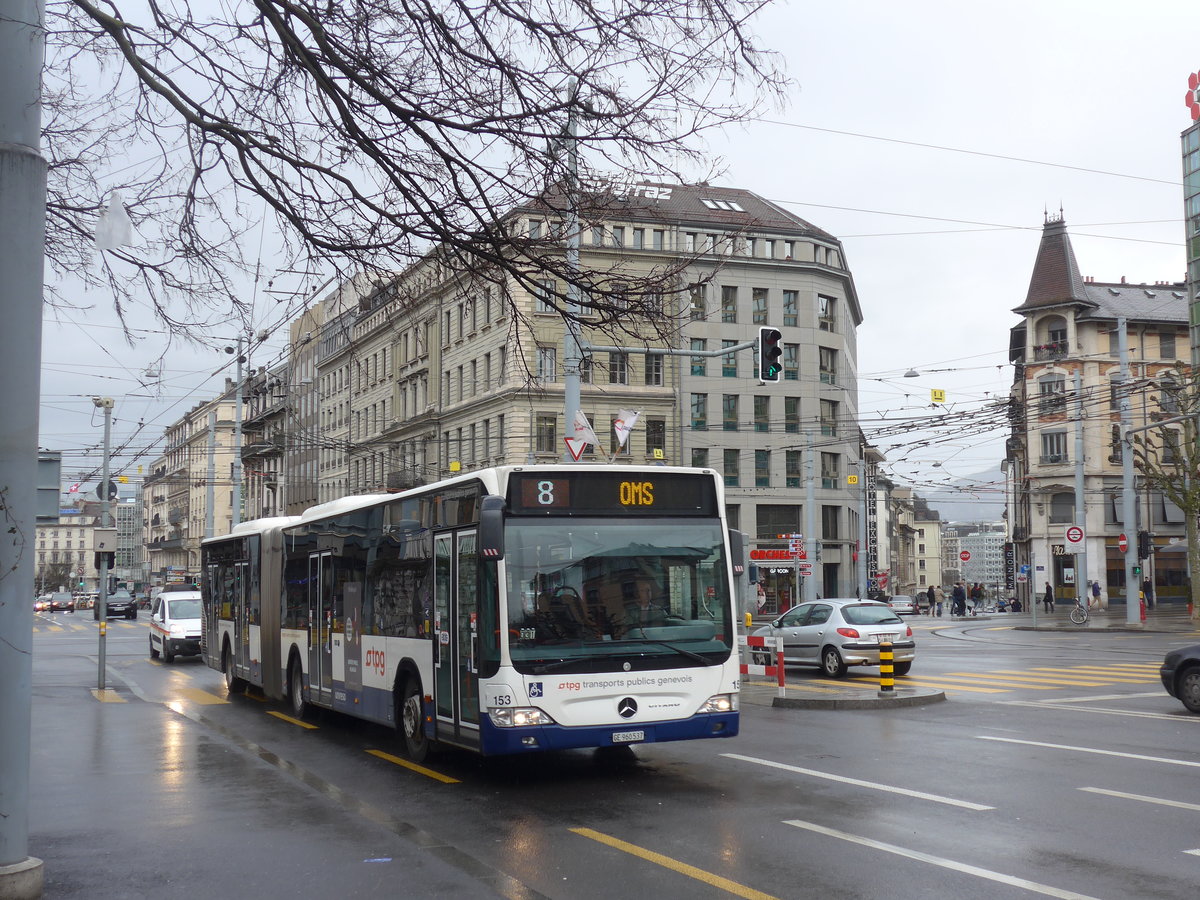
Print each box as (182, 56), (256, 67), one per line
(38, 0), (1200, 511)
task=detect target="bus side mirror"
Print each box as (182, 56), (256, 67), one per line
(728, 529), (745, 575)
(480, 495), (505, 561)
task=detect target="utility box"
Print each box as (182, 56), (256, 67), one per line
(93, 528), (119, 552)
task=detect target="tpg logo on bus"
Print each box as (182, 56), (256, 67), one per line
(365, 648), (385, 677)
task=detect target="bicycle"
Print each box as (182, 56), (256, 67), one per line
(1069, 598), (1090, 625)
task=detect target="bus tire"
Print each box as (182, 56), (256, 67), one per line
(288, 655), (308, 719)
(399, 678), (430, 763)
(223, 642), (247, 694)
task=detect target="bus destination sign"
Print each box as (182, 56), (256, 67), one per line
(508, 472), (717, 516)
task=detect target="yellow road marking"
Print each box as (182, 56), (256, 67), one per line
(91, 689), (126, 703)
(948, 671), (1104, 687)
(366, 749), (460, 783)
(176, 687), (230, 705)
(267, 710), (318, 729)
(571, 827), (779, 900)
(898, 679), (1008, 693)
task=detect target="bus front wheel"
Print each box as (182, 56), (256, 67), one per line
(400, 680), (429, 763)
(223, 643), (247, 694)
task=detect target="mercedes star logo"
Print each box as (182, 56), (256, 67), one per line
(618, 697), (638, 718)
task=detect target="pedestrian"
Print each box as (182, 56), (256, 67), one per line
(934, 584), (945, 617)
(1142, 577), (1154, 610)
(970, 582), (984, 615)
(1043, 581), (1055, 613)
(1090, 579), (1101, 609)
(952, 582), (966, 616)
(926, 584), (936, 615)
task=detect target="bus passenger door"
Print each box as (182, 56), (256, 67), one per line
(307, 552), (333, 705)
(234, 561), (250, 673)
(432, 531), (480, 749)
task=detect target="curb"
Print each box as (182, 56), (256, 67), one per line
(769, 688), (946, 710)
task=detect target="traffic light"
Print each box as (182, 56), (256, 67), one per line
(757, 327), (783, 383)
(93, 551), (115, 570)
(1137, 530), (1151, 560)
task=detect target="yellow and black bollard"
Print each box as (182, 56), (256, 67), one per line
(878, 641), (894, 697)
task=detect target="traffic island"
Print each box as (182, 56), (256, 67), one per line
(770, 687), (946, 710)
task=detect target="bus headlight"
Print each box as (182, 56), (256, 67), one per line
(488, 707), (557, 728)
(698, 693), (738, 714)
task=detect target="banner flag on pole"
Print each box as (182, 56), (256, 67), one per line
(95, 191), (134, 251)
(573, 409), (600, 447)
(613, 408), (640, 448)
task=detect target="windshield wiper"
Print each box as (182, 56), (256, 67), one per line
(531, 652), (630, 674)
(622, 640), (716, 666)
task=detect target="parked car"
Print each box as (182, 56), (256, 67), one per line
(1160, 644), (1200, 713)
(886, 595), (917, 615)
(149, 590), (203, 663)
(49, 592), (75, 613)
(95, 590), (137, 620)
(750, 598), (915, 678)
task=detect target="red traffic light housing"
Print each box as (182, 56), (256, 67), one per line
(758, 327), (783, 383)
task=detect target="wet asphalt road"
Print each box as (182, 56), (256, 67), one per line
(27, 611), (1200, 899)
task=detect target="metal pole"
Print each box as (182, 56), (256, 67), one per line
(232, 336), (244, 525)
(96, 399), (113, 690)
(559, 80), (583, 460)
(1073, 370), (1088, 609)
(1119, 317), (1140, 625)
(805, 433), (818, 603)
(0, 2), (46, 882)
(857, 458), (868, 596)
(206, 409), (217, 538)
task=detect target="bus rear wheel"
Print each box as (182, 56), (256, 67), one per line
(399, 680), (429, 763)
(288, 657), (308, 719)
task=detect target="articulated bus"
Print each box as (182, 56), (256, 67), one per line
(200, 464), (744, 759)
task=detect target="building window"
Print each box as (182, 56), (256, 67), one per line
(821, 505), (840, 539)
(754, 396), (770, 432)
(785, 450), (802, 488)
(537, 346), (557, 383)
(755, 450), (770, 487)
(722, 340), (737, 377)
(1161, 331), (1177, 360)
(783, 289), (798, 327)
(685, 232), (697, 252)
(690, 339), (707, 376)
(644, 353), (664, 386)
(646, 419), (665, 455)
(1049, 492), (1074, 524)
(691, 393), (708, 430)
(1040, 431), (1068, 464)
(785, 397), (800, 434)
(782, 343), (798, 381)
(723, 449), (740, 487)
(820, 399), (838, 437)
(689, 284), (707, 321)
(721, 286), (737, 323)
(652, 229), (665, 251)
(1038, 374), (1066, 414)
(632, 227), (644, 249)
(608, 352), (628, 385)
(1109, 424), (1123, 463)
(818, 295), (836, 331)
(612, 226), (625, 247)
(534, 279), (556, 313)
(691, 448), (708, 468)
(536, 415), (557, 453)
(723, 394), (739, 431)
(592, 226), (604, 246)
(528, 219), (542, 239)
(820, 452), (839, 489)
(818, 346), (836, 384)
(579, 356), (593, 384)
(752, 288), (768, 324)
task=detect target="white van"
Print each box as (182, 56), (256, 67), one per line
(148, 589), (202, 663)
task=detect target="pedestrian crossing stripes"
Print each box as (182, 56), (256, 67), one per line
(750, 663), (1162, 695)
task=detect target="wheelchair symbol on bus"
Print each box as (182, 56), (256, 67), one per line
(528, 682), (543, 698)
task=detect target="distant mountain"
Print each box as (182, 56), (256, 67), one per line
(913, 465), (1006, 524)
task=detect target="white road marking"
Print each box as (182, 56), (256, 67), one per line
(722, 753), (992, 810)
(1038, 692), (1163, 703)
(1080, 787), (1200, 812)
(782, 819), (1102, 900)
(997, 700), (1197, 723)
(978, 735), (1200, 767)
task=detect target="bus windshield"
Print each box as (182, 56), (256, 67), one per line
(502, 517), (733, 674)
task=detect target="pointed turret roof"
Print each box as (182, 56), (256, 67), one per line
(1012, 214), (1096, 313)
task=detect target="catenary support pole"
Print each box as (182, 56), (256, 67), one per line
(1118, 317), (1140, 626)
(232, 336), (244, 526)
(96, 399), (113, 690)
(0, 0), (47, 892)
(1073, 370), (1088, 609)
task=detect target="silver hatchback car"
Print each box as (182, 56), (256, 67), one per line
(750, 598), (915, 678)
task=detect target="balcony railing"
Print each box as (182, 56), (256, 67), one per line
(1039, 453), (1069, 465)
(1034, 341), (1069, 361)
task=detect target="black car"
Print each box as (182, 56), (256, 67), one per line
(49, 592), (75, 613)
(94, 591), (137, 620)
(1160, 644), (1200, 713)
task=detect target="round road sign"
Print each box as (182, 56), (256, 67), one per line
(959, 550), (971, 562)
(1066, 525), (1085, 545)
(1118, 533), (1128, 553)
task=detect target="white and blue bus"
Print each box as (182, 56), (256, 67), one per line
(201, 464), (744, 759)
